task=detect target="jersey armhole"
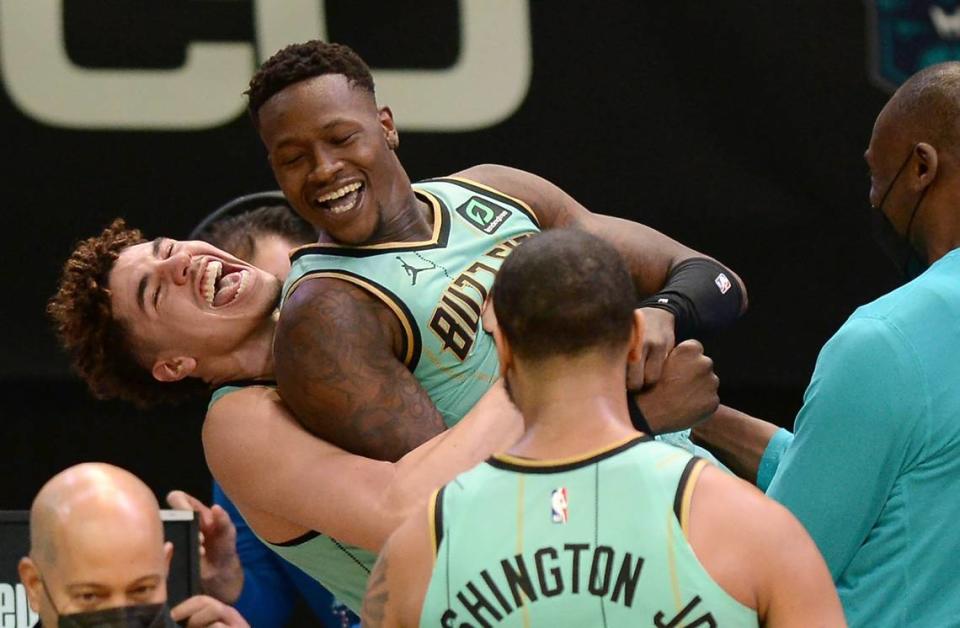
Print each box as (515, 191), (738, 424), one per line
(428, 486), (446, 562)
(672, 457), (708, 537)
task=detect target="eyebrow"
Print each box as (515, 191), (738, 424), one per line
(136, 238), (164, 313)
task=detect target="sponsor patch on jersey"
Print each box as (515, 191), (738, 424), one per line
(866, 1), (960, 93)
(551, 487), (569, 524)
(456, 196), (513, 234)
(714, 272), (731, 294)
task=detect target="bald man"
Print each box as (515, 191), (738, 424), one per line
(692, 62), (960, 626)
(17, 463), (247, 627)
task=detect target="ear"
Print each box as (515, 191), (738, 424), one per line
(626, 308), (647, 365)
(493, 325), (513, 381)
(379, 106), (399, 150)
(18, 557), (43, 613)
(151, 357), (197, 383)
(913, 142), (939, 190)
(163, 541), (174, 570)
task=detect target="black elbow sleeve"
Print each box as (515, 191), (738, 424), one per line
(637, 257), (744, 341)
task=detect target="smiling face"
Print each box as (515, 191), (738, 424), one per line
(257, 74), (410, 244)
(108, 237), (281, 378)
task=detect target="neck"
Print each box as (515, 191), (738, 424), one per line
(368, 166), (433, 244)
(921, 201), (960, 263)
(506, 354), (638, 460)
(204, 310), (278, 386)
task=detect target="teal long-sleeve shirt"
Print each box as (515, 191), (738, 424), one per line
(758, 248), (960, 627)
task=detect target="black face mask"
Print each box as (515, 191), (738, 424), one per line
(870, 144), (929, 280)
(40, 574), (178, 628)
(55, 603), (177, 628)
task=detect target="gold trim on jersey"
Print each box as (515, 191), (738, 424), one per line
(665, 511), (684, 613)
(679, 458), (708, 536)
(283, 271), (417, 367)
(428, 487), (442, 561)
(287, 189), (446, 255)
(444, 175), (541, 227)
(491, 433), (647, 469)
(515, 474), (532, 627)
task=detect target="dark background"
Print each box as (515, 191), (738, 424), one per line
(0, 2), (916, 512)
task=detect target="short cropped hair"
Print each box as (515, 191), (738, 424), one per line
(195, 204), (317, 260)
(246, 40), (375, 126)
(889, 61), (960, 160)
(492, 229), (637, 361)
(47, 219), (206, 407)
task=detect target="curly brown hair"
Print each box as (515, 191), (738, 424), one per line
(48, 219), (207, 407)
(246, 40), (375, 127)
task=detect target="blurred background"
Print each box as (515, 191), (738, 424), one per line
(0, 1), (937, 511)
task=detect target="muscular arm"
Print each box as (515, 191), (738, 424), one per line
(203, 383), (520, 552)
(455, 164), (746, 386)
(275, 277), (446, 461)
(455, 163), (747, 303)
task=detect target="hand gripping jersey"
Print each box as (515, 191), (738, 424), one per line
(421, 436), (758, 627)
(209, 384), (376, 613)
(280, 177), (541, 426)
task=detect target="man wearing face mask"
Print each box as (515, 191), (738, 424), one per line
(692, 62), (960, 626)
(17, 462), (248, 628)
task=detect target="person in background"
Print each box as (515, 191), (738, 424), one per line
(18, 462), (247, 627)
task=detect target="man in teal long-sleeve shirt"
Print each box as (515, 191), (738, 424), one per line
(694, 62), (960, 626)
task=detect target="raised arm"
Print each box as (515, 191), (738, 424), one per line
(361, 500), (434, 628)
(274, 277), (446, 461)
(203, 382), (520, 552)
(456, 164), (747, 386)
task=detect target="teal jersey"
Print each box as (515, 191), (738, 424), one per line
(762, 247), (960, 626)
(421, 436), (757, 627)
(209, 384), (377, 613)
(281, 177), (540, 427)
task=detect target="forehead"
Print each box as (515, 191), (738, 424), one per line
(108, 241), (155, 321)
(257, 75), (378, 141)
(866, 103), (900, 160)
(51, 513), (165, 585)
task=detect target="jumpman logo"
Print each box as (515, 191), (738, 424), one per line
(396, 255), (438, 286)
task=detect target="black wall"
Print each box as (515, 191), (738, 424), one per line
(1, 1), (929, 507)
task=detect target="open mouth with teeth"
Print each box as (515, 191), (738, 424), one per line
(314, 181), (364, 215)
(201, 259), (250, 308)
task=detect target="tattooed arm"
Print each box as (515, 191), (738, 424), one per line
(275, 277), (446, 461)
(362, 501), (434, 627)
(455, 163), (747, 388)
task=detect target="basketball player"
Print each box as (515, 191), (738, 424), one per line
(248, 40), (748, 461)
(361, 230), (843, 627)
(49, 216), (721, 611)
(18, 462), (247, 627)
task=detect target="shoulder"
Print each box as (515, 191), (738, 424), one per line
(450, 164), (580, 228)
(203, 386), (284, 451)
(277, 275), (400, 358)
(688, 464), (818, 606)
(817, 313), (920, 386)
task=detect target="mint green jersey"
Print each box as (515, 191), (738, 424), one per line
(209, 384), (376, 612)
(421, 436), (757, 627)
(281, 177), (540, 426)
